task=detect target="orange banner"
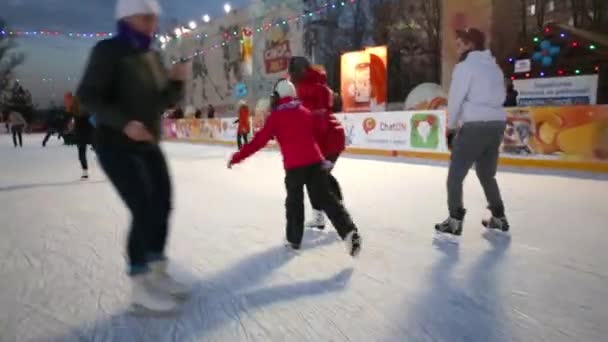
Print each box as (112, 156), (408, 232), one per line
(340, 46), (387, 113)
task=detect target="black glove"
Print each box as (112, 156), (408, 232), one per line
(446, 129), (457, 150)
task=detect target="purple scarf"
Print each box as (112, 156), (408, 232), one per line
(116, 20), (153, 51)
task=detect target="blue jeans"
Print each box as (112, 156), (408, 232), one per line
(96, 144), (172, 275)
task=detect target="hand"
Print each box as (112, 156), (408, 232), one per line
(321, 160), (334, 171)
(123, 121), (155, 142)
(169, 61), (191, 81)
(446, 129), (457, 151)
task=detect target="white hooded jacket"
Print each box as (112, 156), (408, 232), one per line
(447, 50), (507, 129)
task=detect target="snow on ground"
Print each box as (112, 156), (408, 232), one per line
(1, 133), (608, 342)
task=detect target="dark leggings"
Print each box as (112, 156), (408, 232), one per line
(11, 125), (23, 147)
(77, 143), (88, 170)
(308, 154), (343, 211)
(96, 145), (172, 272)
(237, 133), (249, 150)
(285, 163), (357, 245)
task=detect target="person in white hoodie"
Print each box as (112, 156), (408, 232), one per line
(435, 28), (510, 237)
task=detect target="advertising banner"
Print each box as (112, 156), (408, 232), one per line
(340, 46), (388, 113)
(503, 105), (608, 161)
(335, 110), (448, 152)
(219, 118), (239, 143)
(162, 119), (177, 139)
(514, 75), (599, 106)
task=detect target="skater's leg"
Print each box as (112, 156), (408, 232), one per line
(11, 127), (17, 147)
(447, 126), (481, 216)
(285, 168), (306, 246)
(141, 146), (172, 259)
(243, 133), (248, 145)
(96, 147), (151, 273)
(77, 143), (88, 171)
(42, 131), (51, 146)
(475, 123), (506, 217)
(17, 127), (23, 147)
(307, 164), (357, 240)
(326, 154), (343, 201)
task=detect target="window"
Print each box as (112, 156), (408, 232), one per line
(547, 1), (555, 12)
(528, 4), (536, 16)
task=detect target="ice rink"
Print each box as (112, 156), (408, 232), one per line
(1, 133), (608, 342)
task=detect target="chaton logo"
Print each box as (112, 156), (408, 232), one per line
(362, 118), (376, 134)
(379, 121), (407, 132)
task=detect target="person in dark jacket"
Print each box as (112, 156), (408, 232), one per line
(77, 0), (190, 314)
(207, 104), (215, 119)
(228, 79), (362, 256)
(504, 83), (518, 107)
(289, 56), (347, 230)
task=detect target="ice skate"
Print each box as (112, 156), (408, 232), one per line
(345, 230), (362, 257)
(435, 208), (465, 240)
(81, 170), (89, 180)
(482, 216), (510, 233)
(149, 260), (191, 299)
(284, 240), (301, 251)
(306, 210), (326, 230)
(130, 272), (179, 315)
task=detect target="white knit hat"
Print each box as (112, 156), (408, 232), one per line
(274, 79), (297, 99)
(115, 0), (162, 20)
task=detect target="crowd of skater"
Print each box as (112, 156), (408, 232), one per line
(2, 0), (511, 314)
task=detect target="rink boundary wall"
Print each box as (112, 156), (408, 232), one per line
(162, 106), (608, 174)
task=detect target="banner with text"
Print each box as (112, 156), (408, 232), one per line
(514, 75), (599, 106)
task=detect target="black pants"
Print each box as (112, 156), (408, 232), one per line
(11, 125), (23, 147)
(77, 143), (88, 170)
(285, 163), (357, 245)
(237, 133), (249, 150)
(42, 131), (63, 146)
(96, 145), (172, 271)
(309, 154), (343, 211)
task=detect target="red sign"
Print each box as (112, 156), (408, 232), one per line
(264, 41), (292, 74)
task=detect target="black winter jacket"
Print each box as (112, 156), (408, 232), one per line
(77, 37), (183, 149)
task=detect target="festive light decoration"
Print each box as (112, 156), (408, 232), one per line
(169, 0), (358, 64)
(0, 29), (114, 39)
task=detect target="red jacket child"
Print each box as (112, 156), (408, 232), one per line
(229, 96), (324, 170)
(237, 102), (251, 134)
(294, 67), (345, 158)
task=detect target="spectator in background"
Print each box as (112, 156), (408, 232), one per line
(207, 104), (215, 119)
(504, 83), (518, 107)
(234, 100), (250, 150)
(8, 108), (27, 148)
(194, 108), (203, 119)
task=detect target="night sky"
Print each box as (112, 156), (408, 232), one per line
(0, 0), (248, 106)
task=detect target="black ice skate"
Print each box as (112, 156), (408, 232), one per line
(482, 216), (510, 233)
(435, 208), (466, 237)
(345, 231), (362, 257)
(285, 240), (301, 251)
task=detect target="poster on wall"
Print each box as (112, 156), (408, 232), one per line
(514, 75), (599, 106)
(335, 110), (447, 152)
(502, 105), (608, 161)
(340, 46), (388, 113)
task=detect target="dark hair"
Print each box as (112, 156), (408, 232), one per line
(456, 28), (486, 51)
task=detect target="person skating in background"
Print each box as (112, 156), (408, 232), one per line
(228, 79), (362, 256)
(42, 107), (69, 147)
(435, 28), (510, 238)
(65, 92), (94, 180)
(234, 100), (250, 150)
(504, 83), (518, 107)
(77, 0), (191, 313)
(288, 56), (346, 230)
(207, 104), (215, 119)
(8, 108), (27, 148)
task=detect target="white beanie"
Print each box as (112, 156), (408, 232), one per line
(116, 0), (162, 20)
(275, 79), (297, 99)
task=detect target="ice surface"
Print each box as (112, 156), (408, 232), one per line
(1, 134), (608, 342)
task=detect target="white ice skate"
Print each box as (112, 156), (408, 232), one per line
(81, 170), (89, 180)
(306, 210), (326, 230)
(149, 260), (191, 299)
(130, 272), (179, 315)
(345, 231), (362, 257)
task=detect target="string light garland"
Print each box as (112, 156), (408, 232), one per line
(0, 29), (114, 39)
(508, 25), (603, 80)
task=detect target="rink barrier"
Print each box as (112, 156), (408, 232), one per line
(162, 105), (608, 173)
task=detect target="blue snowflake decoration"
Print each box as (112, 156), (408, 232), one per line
(533, 40), (560, 67)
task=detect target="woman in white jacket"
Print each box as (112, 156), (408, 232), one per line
(435, 28), (510, 237)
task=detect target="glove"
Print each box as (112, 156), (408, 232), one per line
(446, 129), (457, 151)
(227, 154), (236, 169)
(321, 159), (334, 171)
